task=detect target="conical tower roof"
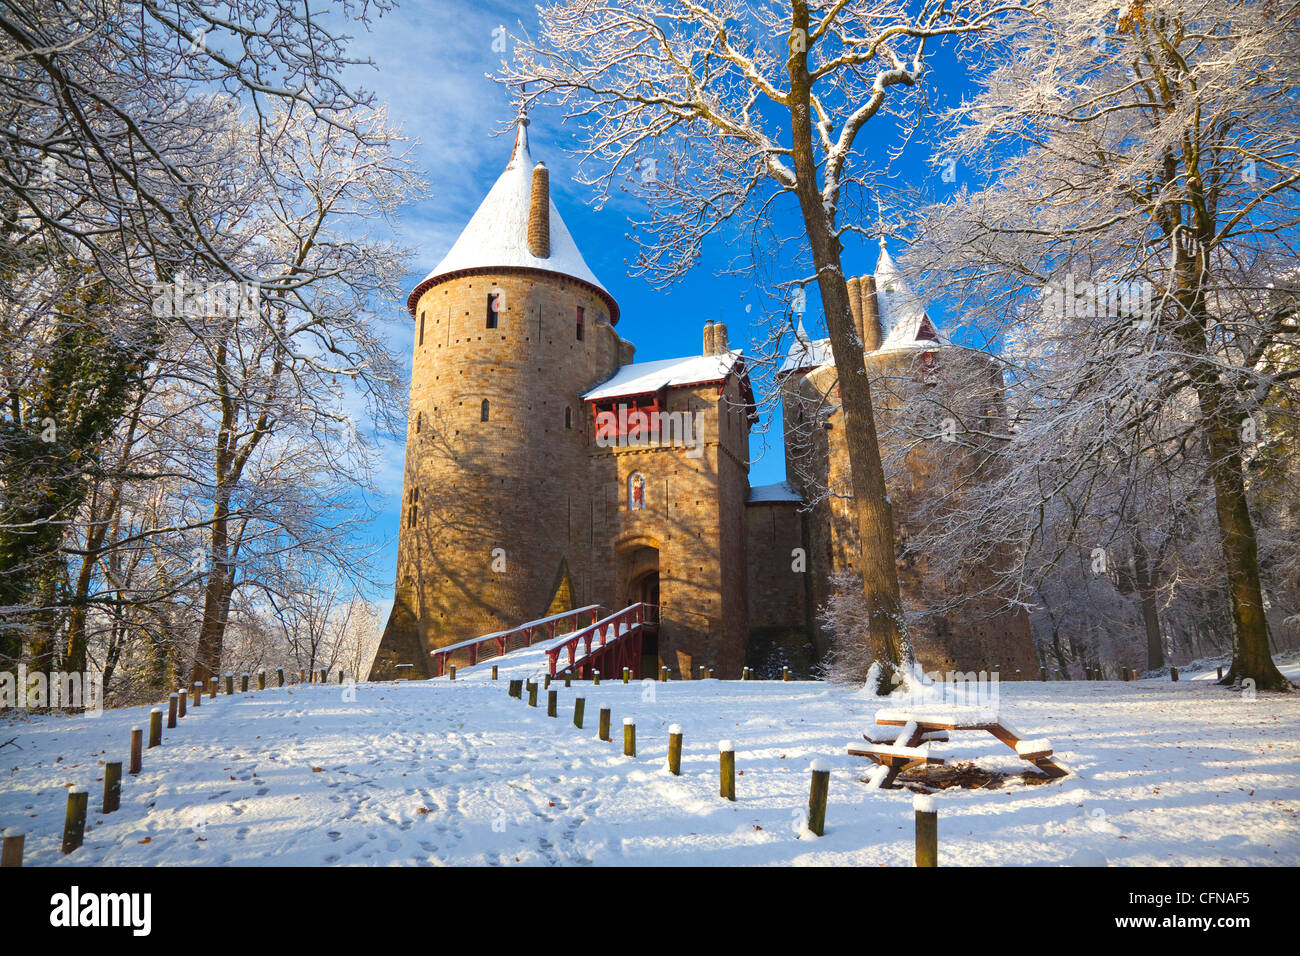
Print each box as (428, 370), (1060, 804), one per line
(874, 237), (946, 348)
(406, 111), (619, 321)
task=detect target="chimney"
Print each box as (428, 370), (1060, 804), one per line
(846, 276), (863, 346)
(712, 321), (729, 354)
(860, 275), (882, 352)
(703, 319), (716, 355)
(528, 162), (550, 258)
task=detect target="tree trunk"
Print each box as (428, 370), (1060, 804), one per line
(1132, 536), (1165, 672)
(191, 497), (231, 687)
(787, 2), (911, 688)
(1202, 416), (1288, 689)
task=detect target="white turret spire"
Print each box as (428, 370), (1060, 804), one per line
(407, 107), (618, 321)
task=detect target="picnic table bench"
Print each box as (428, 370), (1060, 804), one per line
(847, 707), (1068, 789)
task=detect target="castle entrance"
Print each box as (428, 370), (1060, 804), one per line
(617, 541), (660, 676)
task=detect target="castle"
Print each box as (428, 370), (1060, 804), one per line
(369, 113), (1036, 681)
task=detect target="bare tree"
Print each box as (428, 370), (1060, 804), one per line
(910, 0), (1299, 689)
(500, 0), (1022, 686)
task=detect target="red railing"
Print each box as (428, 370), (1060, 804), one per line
(545, 604), (645, 679)
(429, 605), (601, 677)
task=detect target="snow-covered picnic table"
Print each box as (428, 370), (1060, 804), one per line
(847, 706), (1068, 789)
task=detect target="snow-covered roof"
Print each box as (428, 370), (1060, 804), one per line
(779, 239), (948, 375)
(873, 241), (948, 351)
(779, 319), (833, 375)
(746, 481), (804, 505)
(406, 113), (618, 321)
(583, 350), (744, 401)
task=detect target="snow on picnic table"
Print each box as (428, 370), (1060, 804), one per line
(1, 664), (1298, 866)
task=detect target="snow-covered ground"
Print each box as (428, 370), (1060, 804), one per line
(2, 660), (1297, 866)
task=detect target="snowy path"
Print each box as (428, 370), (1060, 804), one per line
(2, 668), (1298, 866)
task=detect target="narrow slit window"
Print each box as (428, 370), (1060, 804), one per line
(419, 311), (426, 345)
(486, 292), (500, 329)
(576, 306), (585, 341)
(565, 406), (573, 429)
(480, 399), (490, 422)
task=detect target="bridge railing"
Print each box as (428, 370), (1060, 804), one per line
(429, 605), (601, 677)
(544, 604), (645, 678)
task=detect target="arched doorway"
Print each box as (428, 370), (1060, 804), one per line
(617, 540), (660, 675)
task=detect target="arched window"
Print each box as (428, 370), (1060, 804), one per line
(486, 291), (500, 329)
(565, 406), (573, 429)
(480, 399), (490, 422)
(628, 472), (646, 511)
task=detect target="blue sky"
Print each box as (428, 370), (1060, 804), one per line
(346, 0), (984, 602)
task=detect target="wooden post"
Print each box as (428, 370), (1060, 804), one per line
(241, 673), (249, 693)
(660, 665), (668, 682)
(491, 665), (498, 681)
(277, 667), (285, 687)
(782, 667), (791, 682)
(719, 741), (736, 801)
(192, 683), (202, 708)
(699, 665), (706, 680)
(129, 727), (143, 774)
(598, 705), (611, 742)
(573, 696), (585, 729)
(623, 718), (636, 757)
(257, 669), (266, 691)
(148, 708), (162, 748)
(544, 674), (551, 689)
(668, 724), (682, 776)
(915, 795), (938, 867)
(208, 677), (217, 699)
(1039, 667), (1047, 682)
(1171, 666), (1179, 682)
(102, 761), (122, 813)
(593, 670), (600, 685)
(528, 682), (538, 707)
(338, 670), (344, 684)
(167, 693), (178, 729)
(62, 791), (87, 854)
(0, 829), (23, 867)
(707, 667), (715, 680)
(319, 669), (327, 684)
(224, 673), (234, 695)
(622, 667), (630, 684)
(1122, 667), (1130, 682)
(1014, 669), (1021, 681)
(547, 689), (558, 718)
(1084, 667), (1092, 681)
(448, 664), (456, 682)
(808, 760), (830, 837)
(177, 688), (187, 718)
(1217, 666), (1224, 680)
(298, 669), (306, 685)
(564, 675), (571, 688)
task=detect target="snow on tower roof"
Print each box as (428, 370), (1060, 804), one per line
(778, 239), (948, 374)
(778, 318), (832, 375)
(873, 238), (948, 350)
(746, 481), (804, 505)
(405, 110), (619, 321)
(582, 349), (744, 400)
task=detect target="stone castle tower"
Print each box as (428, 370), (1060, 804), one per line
(372, 112), (629, 678)
(774, 238), (1037, 677)
(370, 115), (1036, 682)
